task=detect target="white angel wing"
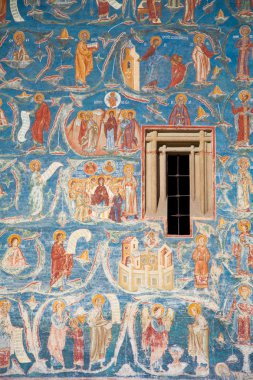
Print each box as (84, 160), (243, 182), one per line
(141, 307), (151, 332)
(163, 307), (174, 332)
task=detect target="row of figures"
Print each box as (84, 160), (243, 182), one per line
(0, 25), (252, 90)
(1, 0), (252, 24)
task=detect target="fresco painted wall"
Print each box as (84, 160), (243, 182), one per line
(0, 0), (252, 378)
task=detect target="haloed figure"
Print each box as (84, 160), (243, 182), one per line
(1, 234), (27, 274)
(87, 294), (112, 369)
(50, 230), (73, 292)
(188, 303), (209, 375)
(28, 160), (44, 217)
(48, 300), (69, 369)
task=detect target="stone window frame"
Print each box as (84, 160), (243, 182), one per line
(142, 125), (216, 237)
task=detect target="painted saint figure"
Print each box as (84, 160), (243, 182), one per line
(166, 54), (187, 89)
(109, 187), (123, 222)
(0, 300), (12, 370)
(0, 99), (8, 127)
(104, 110), (118, 150)
(141, 304), (174, 371)
(77, 111), (88, 148)
(192, 234), (211, 289)
(31, 93), (51, 149)
(48, 300), (69, 368)
(192, 34), (215, 85)
(146, 0), (160, 24)
(97, 0), (110, 20)
(73, 184), (91, 222)
(122, 164), (138, 220)
(226, 285), (253, 344)
(85, 112), (99, 151)
(235, 26), (253, 81)
(87, 294), (112, 369)
(236, 0), (253, 16)
(139, 36), (168, 89)
(188, 303), (209, 375)
(182, 0), (201, 24)
(237, 220), (253, 274)
(75, 30), (97, 87)
(230, 90), (253, 147)
(50, 230), (73, 291)
(168, 94), (191, 126)
(121, 111), (141, 150)
(1, 234), (27, 274)
(92, 177), (109, 206)
(28, 160), (44, 217)
(228, 157), (253, 212)
(67, 318), (84, 369)
(13, 31), (30, 62)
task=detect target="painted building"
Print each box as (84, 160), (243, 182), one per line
(119, 237), (174, 291)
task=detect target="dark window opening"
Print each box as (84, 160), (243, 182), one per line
(167, 155), (190, 235)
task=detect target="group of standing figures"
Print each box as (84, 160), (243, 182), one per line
(48, 295), (112, 370)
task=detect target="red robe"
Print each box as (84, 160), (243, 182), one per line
(67, 328), (84, 366)
(0, 0), (6, 23)
(147, 0), (157, 20)
(183, 0), (199, 23)
(98, 0), (109, 16)
(142, 318), (168, 365)
(232, 105), (253, 144)
(92, 185), (109, 206)
(50, 242), (73, 287)
(78, 120), (87, 145)
(31, 102), (51, 145)
(121, 118), (141, 149)
(168, 104), (191, 126)
(192, 246), (210, 289)
(227, 298), (253, 344)
(168, 62), (186, 88)
(104, 116), (118, 141)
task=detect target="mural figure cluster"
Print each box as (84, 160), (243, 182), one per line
(0, 0), (253, 378)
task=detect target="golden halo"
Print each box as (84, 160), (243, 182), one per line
(151, 303), (165, 317)
(126, 109), (136, 117)
(123, 163), (134, 175)
(78, 30), (90, 41)
(238, 90), (251, 101)
(150, 36), (162, 46)
(107, 109), (116, 116)
(13, 31), (25, 43)
(86, 111), (93, 118)
(238, 285), (252, 298)
(34, 93), (45, 103)
(52, 300), (66, 313)
(53, 230), (66, 241)
(238, 219), (251, 232)
(29, 159), (41, 172)
(238, 157), (250, 168)
(239, 25), (251, 36)
(175, 94), (187, 104)
(188, 303), (201, 316)
(0, 299), (11, 312)
(78, 110), (86, 120)
(195, 234), (208, 244)
(193, 33), (205, 44)
(92, 293), (105, 306)
(7, 234), (21, 246)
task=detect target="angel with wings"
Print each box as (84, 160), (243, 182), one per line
(141, 304), (174, 372)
